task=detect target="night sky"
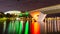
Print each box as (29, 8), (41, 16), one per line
(0, 0), (60, 12)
